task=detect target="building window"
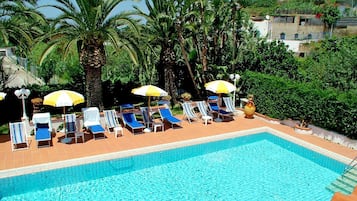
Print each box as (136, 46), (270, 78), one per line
(274, 16), (295, 23)
(280, 33), (286, 40)
(307, 33), (312, 39)
(294, 33), (299, 40)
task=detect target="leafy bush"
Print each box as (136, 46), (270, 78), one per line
(243, 71), (357, 138)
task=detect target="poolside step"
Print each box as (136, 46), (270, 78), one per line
(326, 167), (357, 195)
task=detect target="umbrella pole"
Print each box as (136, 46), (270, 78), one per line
(216, 93), (223, 122)
(147, 97), (151, 128)
(143, 97), (152, 132)
(63, 106), (66, 136)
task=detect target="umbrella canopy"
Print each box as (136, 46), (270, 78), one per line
(0, 92), (6, 101)
(131, 85), (168, 97)
(43, 90), (85, 107)
(204, 80), (236, 94)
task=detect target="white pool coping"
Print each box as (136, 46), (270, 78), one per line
(0, 127), (351, 179)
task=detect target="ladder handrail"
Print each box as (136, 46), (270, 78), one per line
(344, 155), (357, 174)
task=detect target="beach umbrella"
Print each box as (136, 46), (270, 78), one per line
(131, 85), (168, 107)
(204, 80), (236, 94)
(43, 90), (85, 114)
(131, 85), (168, 131)
(43, 90), (85, 136)
(205, 80), (236, 109)
(131, 84), (168, 108)
(0, 92), (6, 101)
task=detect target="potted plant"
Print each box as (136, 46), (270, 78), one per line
(294, 118), (313, 134)
(181, 92), (192, 102)
(31, 97), (43, 113)
(244, 94), (256, 119)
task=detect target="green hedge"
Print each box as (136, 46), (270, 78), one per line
(243, 71), (357, 138)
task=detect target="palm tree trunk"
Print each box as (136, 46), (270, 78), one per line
(176, 22), (200, 96)
(160, 44), (178, 104)
(79, 40), (106, 109)
(85, 66), (103, 109)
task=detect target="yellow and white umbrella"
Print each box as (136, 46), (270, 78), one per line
(132, 84), (168, 106)
(44, 90), (84, 107)
(0, 92), (6, 101)
(131, 85), (168, 97)
(204, 80), (236, 94)
(43, 90), (85, 114)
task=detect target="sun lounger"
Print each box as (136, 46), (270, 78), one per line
(195, 101), (213, 125)
(9, 121), (29, 151)
(32, 112), (52, 148)
(159, 107), (182, 129)
(121, 112), (145, 134)
(181, 102), (199, 123)
(140, 107), (164, 132)
(82, 107), (106, 140)
(103, 109), (123, 137)
(207, 101), (234, 121)
(64, 113), (76, 138)
(63, 113), (84, 143)
(222, 97), (238, 114)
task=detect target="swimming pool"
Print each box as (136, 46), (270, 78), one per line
(0, 131), (346, 200)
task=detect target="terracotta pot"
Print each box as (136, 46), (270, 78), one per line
(244, 101), (256, 119)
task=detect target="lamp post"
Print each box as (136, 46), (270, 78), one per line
(14, 88), (31, 120)
(229, 73), (240, 109)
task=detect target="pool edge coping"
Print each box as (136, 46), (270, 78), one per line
(0, 127), (350, 178)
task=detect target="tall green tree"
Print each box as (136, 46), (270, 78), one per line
(0, 0), (46, 57)
(319, 2), (341, 37)
(137, 0), (179, 103)
(39, 0), (140, 108)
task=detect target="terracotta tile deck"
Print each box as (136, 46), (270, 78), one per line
(1, 112), (357, 172)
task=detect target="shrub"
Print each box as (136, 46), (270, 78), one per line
(243, 71), (357, 138)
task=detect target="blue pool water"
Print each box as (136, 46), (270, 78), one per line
(0, 132), (345, 200)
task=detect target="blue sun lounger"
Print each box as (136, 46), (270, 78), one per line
(121, 112), (145, 134)
(159, 107), (182, 129)
(32, 112), (52, 148)
(82, 107), (106, 140)
(207, 101), (234, 121)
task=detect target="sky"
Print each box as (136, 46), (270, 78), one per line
(36, 0), (149, 19)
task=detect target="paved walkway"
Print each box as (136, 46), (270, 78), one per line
(1, 112), (356, 171)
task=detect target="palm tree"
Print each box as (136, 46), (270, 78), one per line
(0, 0), (46, 57)
(137, 0), (179, 103)
(39, 0), (140, 108)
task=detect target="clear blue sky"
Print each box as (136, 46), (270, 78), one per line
(37, 0), (148, 19)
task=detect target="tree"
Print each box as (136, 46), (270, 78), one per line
(0, 0), (46, 57)
(237, 40), (299, 78)
(299, 36), (357, 91)
(39, 0), (140, 108)
(319, 3), (341, 37)
(137, 0), (179, 104)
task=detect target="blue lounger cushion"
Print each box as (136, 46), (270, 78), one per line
(88, 125), (105, 134)
(35, 127), (51, 141)
(122, 113), (145, 133)
(164, 115), (181, 124)
(159, 108), (182, 129)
